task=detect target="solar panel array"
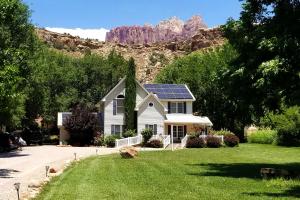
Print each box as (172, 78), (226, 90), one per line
(144, 84), (193, 99)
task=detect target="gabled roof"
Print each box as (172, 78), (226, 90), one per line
(135, 93), (168, 112)
(143, 84), (195, 101)
(100, 77), (149, 102)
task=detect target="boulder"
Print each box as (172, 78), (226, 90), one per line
(119, 147), (138, 158)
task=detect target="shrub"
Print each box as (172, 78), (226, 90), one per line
(260, 106), (300, 146)
(188, 132), (200, 138)
(122, 129), (136, 138)
(94, 133), (104, 146)
(247, 128), (277, 144)
(104, 135), (118, 147)
(210, 129), (234, 136)
(147, 139), (163, 148)
(224, 134), (239, 147)
(63, 103), (97, 146)
(141, 128), (153, 144)
(186, 137), (206, 148)
(206, 136), (222, 148)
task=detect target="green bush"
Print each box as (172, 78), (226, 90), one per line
(104, 135), (119, 147)
(186, 137), (206, 148)
(94, 134), (105, 146)
(210, 129), (234, 136)
(206, 136), (222, 148)
(247, 128), (277, 144)
(224, 134), (239, 147)
(147, 139), (163, 148)
(141, 128), (153, 144)
(261, 106), (300, 146)
(122, 129), (136, 138)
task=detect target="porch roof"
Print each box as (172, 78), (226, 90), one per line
(165, 114), (213, 126)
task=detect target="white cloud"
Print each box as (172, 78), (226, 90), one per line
(45, 27), (109, 41)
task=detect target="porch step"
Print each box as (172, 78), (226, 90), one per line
(166, 143), (182, 150)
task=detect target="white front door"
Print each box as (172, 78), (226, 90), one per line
(173, 125), (184, 140)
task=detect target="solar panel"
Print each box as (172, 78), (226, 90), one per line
(144, 84), (193, 99)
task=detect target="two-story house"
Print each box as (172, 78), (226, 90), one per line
(98, 78), (212, 142)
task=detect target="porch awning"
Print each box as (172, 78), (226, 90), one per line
(165, 114), (213, 126)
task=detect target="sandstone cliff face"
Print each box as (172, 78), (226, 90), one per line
(105, 15), (207, 45)
(36, 25), (223, 83)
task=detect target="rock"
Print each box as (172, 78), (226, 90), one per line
(119, 147), (138, 158)
(260, 168), (291, 179)
(49, 168), (56, 173)
(105, 15), (208, 45)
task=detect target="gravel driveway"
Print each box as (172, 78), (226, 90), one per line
(0, 146), (117, 200)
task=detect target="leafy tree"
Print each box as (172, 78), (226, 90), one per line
(63, 103), (97, 146)
(124, 57), (136, 130)
(156, 44), (238, 131)
(0, 0), (38, 129)
(222, 0), (300, 129)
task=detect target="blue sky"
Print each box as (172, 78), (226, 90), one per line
(23, 0), (243, 40)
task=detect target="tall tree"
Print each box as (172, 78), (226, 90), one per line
(222, 0), (300, 129)
(0, 0), (37, 129)
(124, 57), (136, 131)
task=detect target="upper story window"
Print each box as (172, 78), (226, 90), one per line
(116, 94), (124, 114)
(169, 102), (186, 114)
(113, 94), (124, 115)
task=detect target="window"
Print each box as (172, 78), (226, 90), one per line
(111, 125), (123, 136)
(169, 102), (185, 113)
(116, 94), (124, 114)
(149, 102), (154, 107)
(171, 125), (186, 139)
(145, 124), (157, 134)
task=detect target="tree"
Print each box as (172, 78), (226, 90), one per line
(124, 57), (136, 130)
(155, 44), (238, 131)
(0, 0), (38, 129)
(222, 0), (300, 130)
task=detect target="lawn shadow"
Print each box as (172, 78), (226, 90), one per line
(0, 151), (29, 158)
(244, 186), (300, 198)
(186, 162), (300, 179)
(0, 169), (20, 178)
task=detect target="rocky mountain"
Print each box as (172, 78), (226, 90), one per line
(105, 15), (207, 45)
(36, 17), (223, 83)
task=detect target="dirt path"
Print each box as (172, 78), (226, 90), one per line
(0, 146), (117, 200)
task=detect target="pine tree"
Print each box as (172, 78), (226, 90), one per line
(124, 57), (136, 131)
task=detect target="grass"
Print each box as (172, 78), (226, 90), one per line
(248, 129), (277, 144)
(35, 144), (300, 200)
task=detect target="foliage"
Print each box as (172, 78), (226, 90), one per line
(210, 129), (234, 136)
(93, 132), (104, 146)
(206, 136), (222, 148)
(104, 135), (118, 147)
(122, 129), (136, 138)
(247, 128), (277, 144)
(34, 144), (300, 200)
(155, 44), (238, 132)
(221, 0), (300, 132)
(26, 48), (127, 125)
(224, 134), (239, 147)
(147, 139), (163, 148)
(0, 0), (38, 128)
(186, 137), (206, 148)
(260, 106), (300, 146)
(63, 103), (97, 146)
(124, 57), (136, 130)
(141, 128), (153, 144)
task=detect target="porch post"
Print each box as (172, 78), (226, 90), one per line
(171, 124), (174, 151)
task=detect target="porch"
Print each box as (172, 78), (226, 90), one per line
(164, 114), (213, 142)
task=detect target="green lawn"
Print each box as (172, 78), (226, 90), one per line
(35, 144), (300, 200)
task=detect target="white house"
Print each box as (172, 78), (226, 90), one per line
(57, 78), (212, 143)
(98, 78), (213, 142)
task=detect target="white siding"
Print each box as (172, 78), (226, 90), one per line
(137, 96), (165, 135)
(103, 80), (148, 135)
